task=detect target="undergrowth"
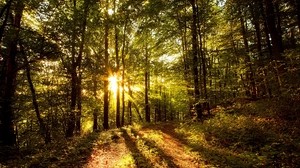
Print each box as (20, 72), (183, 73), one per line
(176, 98), (300, 167)
(1, 129), (125, 167)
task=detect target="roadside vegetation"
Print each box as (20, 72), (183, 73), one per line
(1, 98), (298, 168)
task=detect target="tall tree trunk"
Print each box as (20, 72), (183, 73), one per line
(75, 72), (82, 133)
(103, 0), (110, 130)
(177, 8), (193, 113)
(66, 0), (77, 138)
(145, 44), (150, 123)
(158, 85), (162, 121)
(121, 15), (128, 126)
(264, 0), (283, 60)
(75, 0), (90, 133)
(190, 0), (202, 120)
(20, 44), (51, 144)
(239, 7), (257, 99)
(114, 0), (120, 128)
(128, 81), (132, 124)
(196, 3), (209, 115)
(92, 75), (98, 132)
(274, 2), (283, 53)
(250, 3), (263, 58)
(0, 0), (24, 147)
(258, 0), (273, 58)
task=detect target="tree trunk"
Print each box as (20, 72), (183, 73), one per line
(250, 3), (263, 58)
(258, 0), (273, 58)
(93, 110), (98, 131)
(128, 81), (132, 124)
(26, 63), (50, 142)
(177, 8), (192, 113)
(75, 72), (82, 134)
(114, 0), (120, 128)
(239, 7), (257, 99)
(264, 0), (283, 60)
(103, 0), (110, 130)
(92, 75), (98, 132)
(190, 0), (202, 120)
(145, 44), (150, 123)
(75, 0), (89, 134)
(121, 15), (128, 126)
(0, 0), (24, 147)
(196, 3), (209, 115)
(21, 44), (51, 144)
(66, 0), (77, 138)
(274, 2), (283, 53)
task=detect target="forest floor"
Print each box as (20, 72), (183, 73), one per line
(1, 98), (300, 168)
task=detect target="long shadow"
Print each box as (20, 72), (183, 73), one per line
(121, 128), (153, 168)
(130, 129), (179, 168)
(57, 133), (100, 167)
(27, 132), (100, 168)
(149, 123), (255, 168)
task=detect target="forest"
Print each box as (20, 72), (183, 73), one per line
(0, 0), (299, 167)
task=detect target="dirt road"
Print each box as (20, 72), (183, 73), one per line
(85, 123), (204, 168)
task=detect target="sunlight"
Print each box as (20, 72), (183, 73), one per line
(108, 75), (118, 94)
(108, 9), (114, 15)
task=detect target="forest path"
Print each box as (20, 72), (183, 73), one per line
(84, 123), (204, 168)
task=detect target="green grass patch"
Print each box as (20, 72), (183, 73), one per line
(114, 154), (136, 168)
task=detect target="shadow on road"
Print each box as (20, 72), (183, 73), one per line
(121, 128), (153, 168)
(149, 123), (254, 168)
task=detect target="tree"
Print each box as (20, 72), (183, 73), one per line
(264, 0), (283, 60)
(66, 0), (90, 137)
(114, 0), (121, 128)
(21, 44), (51, 144)
(145, 42), (150, 122)
(0, 0), (24, 146)
(103, 0), (110, 130)
(190, 0), (202, 120)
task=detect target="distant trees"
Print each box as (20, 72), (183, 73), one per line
(221, 0), (299, 99)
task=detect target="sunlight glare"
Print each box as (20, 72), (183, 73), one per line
(108, 75), (118, 94)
